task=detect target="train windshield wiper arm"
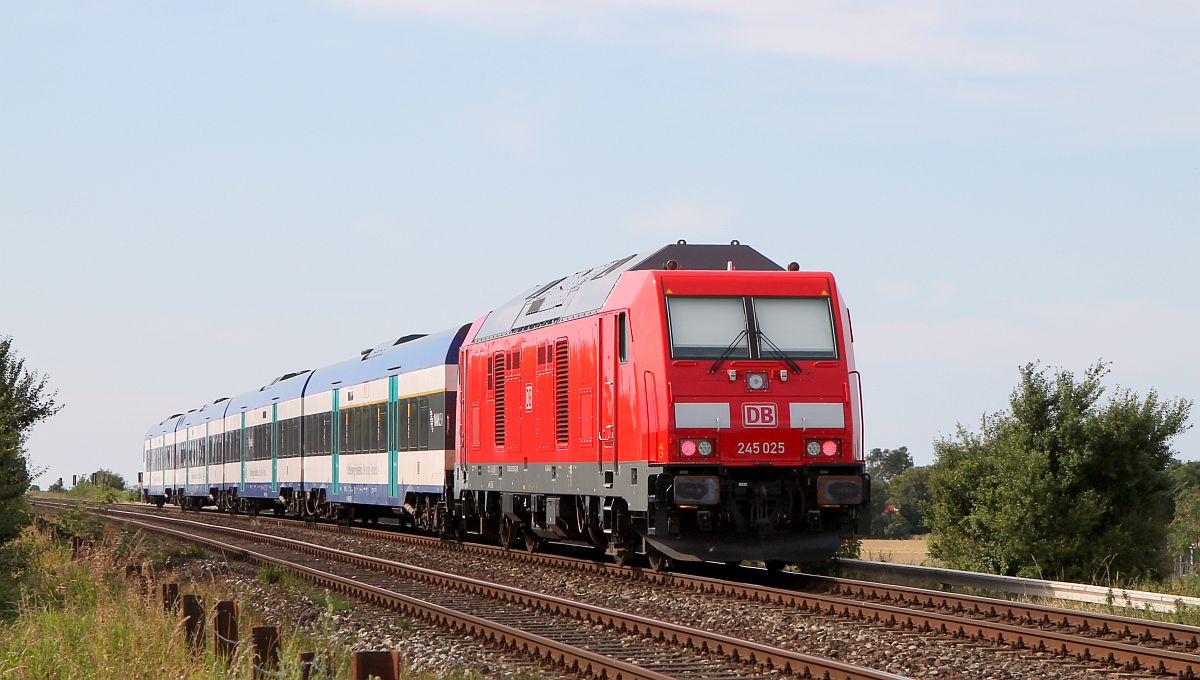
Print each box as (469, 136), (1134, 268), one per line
(756, 331), (803, 374)
(707, 329), (749, 374)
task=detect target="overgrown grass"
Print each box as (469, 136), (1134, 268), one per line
(0, 529), (348, 679)
(31, 485), (132, 503)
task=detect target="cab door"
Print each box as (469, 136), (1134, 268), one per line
(599, 314), (619, 478)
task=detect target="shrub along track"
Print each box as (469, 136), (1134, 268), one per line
(42, 500), (1200, 678)
(32, 500), (901, 680)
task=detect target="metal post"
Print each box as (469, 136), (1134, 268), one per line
(351, 651), (399, 680)
(162, 583), (180, 612)
(182, 594), (205, 649)
(213, 600), (238, 663)
(251, 626), (280, 679)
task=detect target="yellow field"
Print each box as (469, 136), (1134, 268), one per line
(858, 535), (933, 565)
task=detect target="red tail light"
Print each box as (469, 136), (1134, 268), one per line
(806, 439), (841, 457)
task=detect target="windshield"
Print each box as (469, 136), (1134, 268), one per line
(667, 296), (750, 359)
(753, 297), (837, 359)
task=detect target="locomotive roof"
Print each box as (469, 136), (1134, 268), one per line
(474, 241), (782, 341)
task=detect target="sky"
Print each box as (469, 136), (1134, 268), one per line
(2, 1), (1197, 487)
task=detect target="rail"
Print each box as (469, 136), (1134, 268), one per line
(837, 559), (1200, 614)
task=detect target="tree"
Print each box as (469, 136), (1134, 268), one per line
(0, 336), (62, 546)
(1168, 460), (1200, 497)
(866, 447), (913, 535)
(1168, 486), (1200, 558)
(888, 466), (931, 534)
(866, 446), (913, 485)
(927, 362), (1191, 581)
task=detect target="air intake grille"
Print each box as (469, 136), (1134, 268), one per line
(494, 352), (506, 447)
(555, 339), (569, 444)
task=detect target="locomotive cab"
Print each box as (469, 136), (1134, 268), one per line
(640, 267), (867, 564)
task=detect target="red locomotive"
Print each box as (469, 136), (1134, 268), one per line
(453, 241), (866, 568)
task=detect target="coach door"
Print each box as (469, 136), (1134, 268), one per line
(388, 375), (399, 498)
(599, 313), (619, 480)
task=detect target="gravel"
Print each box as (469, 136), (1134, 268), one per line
(138, 509), (1143, 679)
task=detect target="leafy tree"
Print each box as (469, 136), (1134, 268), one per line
(83, 469), (126, 490)
(866, 446), (913, 485)
(927, 362), (1190, 581)
(1168, 460), (1200, 497)
(47, 478), (63, 493)
(0, 337), (61, 615)
(1, 337), (62, 546)
(866, 447), (913, 535)
(888, 466), (930, 534)
(1169, 486), (1200, 558)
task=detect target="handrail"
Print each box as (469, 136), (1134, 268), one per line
(837, 558), (1200, 613)
(848, 370), (864, 460)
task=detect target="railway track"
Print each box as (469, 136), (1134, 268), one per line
(40, 499), (1200, 677)
(34, 500), (901, 680)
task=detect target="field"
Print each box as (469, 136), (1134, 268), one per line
(857, 535), (933, 566)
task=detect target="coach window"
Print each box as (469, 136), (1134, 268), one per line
(618, 312), (629, 363)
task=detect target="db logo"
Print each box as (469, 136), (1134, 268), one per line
(742, 403), (778, 428)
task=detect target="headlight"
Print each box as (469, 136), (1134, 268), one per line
(806, 440), (821, 456)
(746, 371), (768, 390)
(680, 438), (717, 458)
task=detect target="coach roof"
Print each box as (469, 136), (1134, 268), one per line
(225, 370), (313, 415)
(145, 413), (186, 439)
(303, 324), (471, 396)
(178, 397), (231, 429)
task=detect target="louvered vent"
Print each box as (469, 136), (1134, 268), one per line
(555, 339), (569, 445)
(494, 352), (506, 447)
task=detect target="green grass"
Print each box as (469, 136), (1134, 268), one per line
(0, 529), (349, 679)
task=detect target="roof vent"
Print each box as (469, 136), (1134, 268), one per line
(261, 370), (310, 390)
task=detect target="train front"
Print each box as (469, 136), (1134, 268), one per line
(642, 267), (867, 565)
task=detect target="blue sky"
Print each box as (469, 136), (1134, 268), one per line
(3, 1), (1197, 486)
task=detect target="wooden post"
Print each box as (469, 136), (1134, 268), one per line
(162, 583), (180, 612)
(251, 626), (280, 679)
(213, 600), (238, 663)
(351, 651), (399, 680)
(182, 594), (205, 649)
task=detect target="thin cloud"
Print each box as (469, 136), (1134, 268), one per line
(335, 1), (1200, 75)
(618, 195), (736, 241)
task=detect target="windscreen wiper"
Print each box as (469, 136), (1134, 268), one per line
(707, 329), (749, 374)
(756, 331), (803, 374)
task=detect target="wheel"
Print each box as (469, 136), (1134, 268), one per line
(612, 550), (634, 567)
(273, 507), (285, 517)
(499, 517), (518, 550)
(648, 551), (673, 573)
(522, 529), (541, 554)
(154, 498), (164, 509)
